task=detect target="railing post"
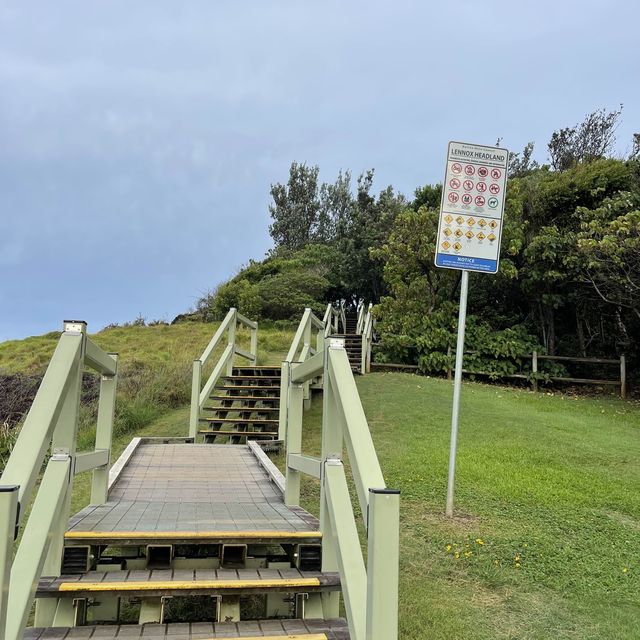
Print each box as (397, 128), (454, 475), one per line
(190, 359), (202, 438)
(319, 340), (343, 619)
(532, 351), (538, 393)
(226, 308), (237, 377)
(90, 354), (119, 504)
(278, 361), (290, 441)
(251, 323), (258, 365)
(620, 354), (626, 399)
(303, 316), (312, 411)
(35, 320), (85, 627)
(366, 488), (400, 640)
(284, 374), (304, 507)
(0, 486), (19, 638)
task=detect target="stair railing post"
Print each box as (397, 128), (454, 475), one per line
(250, 323), (258, 365)
(0, 486), (19, 638)
(319, 340), (344, 619)
(620, 354), (626, 399)
(303, 316), (312, 411)
(532, 351), (538, 393)
(284, 369), (304, 507)
(226, 308), (237, 377)
(35, 320), (86, 627)
(90, 354), (119, 504)
(366, 488), (400, 640)
(189, 359), (202, 439)
(278, 361), (290, 441)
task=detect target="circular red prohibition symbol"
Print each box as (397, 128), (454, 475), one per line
(491, 168), (502, 179)
(461, 194), (473, 205)
(451, 163), (462, 174)
(489, 183), (500, 195)
(449, 178), (461, 189)
(464, 165), (475, 175)
(448, 192), (459, 203)
(463, 179), (474, 191)
(478, 166), (489, 178)
(475, 195), (486, 207)
(476, 181), (487, 193)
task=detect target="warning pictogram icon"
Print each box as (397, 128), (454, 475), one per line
(491, 168), (502, 179)
(444, 228), (452, 237)
(464, 165), (475, 176)
(456, 216), (465, 225)
(448, 192), (459, 203)
(453, 242), (462, 251)
(475, 195), (485, 207)
(488, 233), (496, 242)
(489, 220), (498, 229)
(449, 178), (461, 189)
(477, 231), (486, 240)
(461, 194), (472, 205)
(476, 182), (487, 193)
(444, 214), (453, 224)
(478, 219), (487, 227)
(451, 163), (462, 174)
(478, 166), (488, 178)
(488, 197), (499, 209)
(465, 230), (474, 239)
(454, 228), (463, 238)
(442, 241), (451, 250)
(467, 217), (475, 225)
(463, 180), (474, 191)
(489, 183), (500, 195)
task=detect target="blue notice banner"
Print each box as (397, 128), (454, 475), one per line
(435, 253), (498, 273)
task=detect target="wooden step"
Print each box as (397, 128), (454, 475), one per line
(24, 618), (350, 638)
(204, 406), (280, 413)
(220, 385), (281, 391)
(201, 430), (278, 438)
(209, 395), (280, 403)
(36, 569), (341, 598)
(223, 375), (282, 381)
(199, 417), (278, 425)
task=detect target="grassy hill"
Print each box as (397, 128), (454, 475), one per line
(2, 325), (639, 638)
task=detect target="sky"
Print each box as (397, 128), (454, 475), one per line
(1, 0), (639, 342)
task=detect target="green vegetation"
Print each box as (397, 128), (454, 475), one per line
(293, 373), (640, 639)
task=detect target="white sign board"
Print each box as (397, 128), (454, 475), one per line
(434, 141), (509, 274)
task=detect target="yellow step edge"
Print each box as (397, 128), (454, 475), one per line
(64, 530), (321, 540)
(201, 636), (327, 640)
(202, 636), (327, 640)
(58, 577), (321, 592)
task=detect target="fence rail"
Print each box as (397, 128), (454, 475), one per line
(281, 322), (400, 640)
(0, 321), (118, 640)
(189, 308), (259, 438)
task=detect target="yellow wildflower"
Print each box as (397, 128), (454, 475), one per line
(464, 551), (473, 558)
(515, 562), (521, 569)
(475, 538), (484, 545)
(454, 552), (460, 559)
(446, 544), (452, 552)
(623, 567), (629, 573)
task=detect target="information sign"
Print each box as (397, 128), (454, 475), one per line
(435, 141), (509, 273)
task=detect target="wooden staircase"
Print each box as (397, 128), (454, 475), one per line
(329, 311), (362, 374)
(199, 366), (281, 443)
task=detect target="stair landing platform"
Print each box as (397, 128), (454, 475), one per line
(65, 442), (319, 547)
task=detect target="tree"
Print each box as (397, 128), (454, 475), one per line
(508, 142), (539, 178)
(548, 106), (623, 171)
(268, 162), (321, 250)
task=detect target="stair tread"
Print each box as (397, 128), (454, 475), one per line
(204, 406), (280, 412)
(209, 395), (280, 402)
(200, 430), (278, 437)
(36, 569), (341, 596)
(199, 417), (279, 424)
(220, 385), (281, 390)
(24, 618), (350, 638)
(224, 375), (282, 380)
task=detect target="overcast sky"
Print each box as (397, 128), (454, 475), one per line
(1, 0), (638, 342)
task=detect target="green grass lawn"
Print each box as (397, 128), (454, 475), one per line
(293, 373), (639, 640)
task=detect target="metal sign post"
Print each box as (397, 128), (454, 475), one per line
(434, 141), (509, 517)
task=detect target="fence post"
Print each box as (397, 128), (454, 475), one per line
(0, 486), (19, 639)
(250, 323), (258, 365)
(532, 351), (538, 393)
(284, 374), (304, 507)
(447, 346), (452, 381)
(620, 355), (626, 399)
(226, 309), (237, 376)
(366, 488), (400, 640)
(90, 354), (119, 504)
(303, 317), (312, 411)
(189, 360), (202, 439)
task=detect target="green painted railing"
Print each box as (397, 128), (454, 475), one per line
(189, 308), (259, 438)
(282, 317), (400, 640)
(0, 321), (118, 640)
